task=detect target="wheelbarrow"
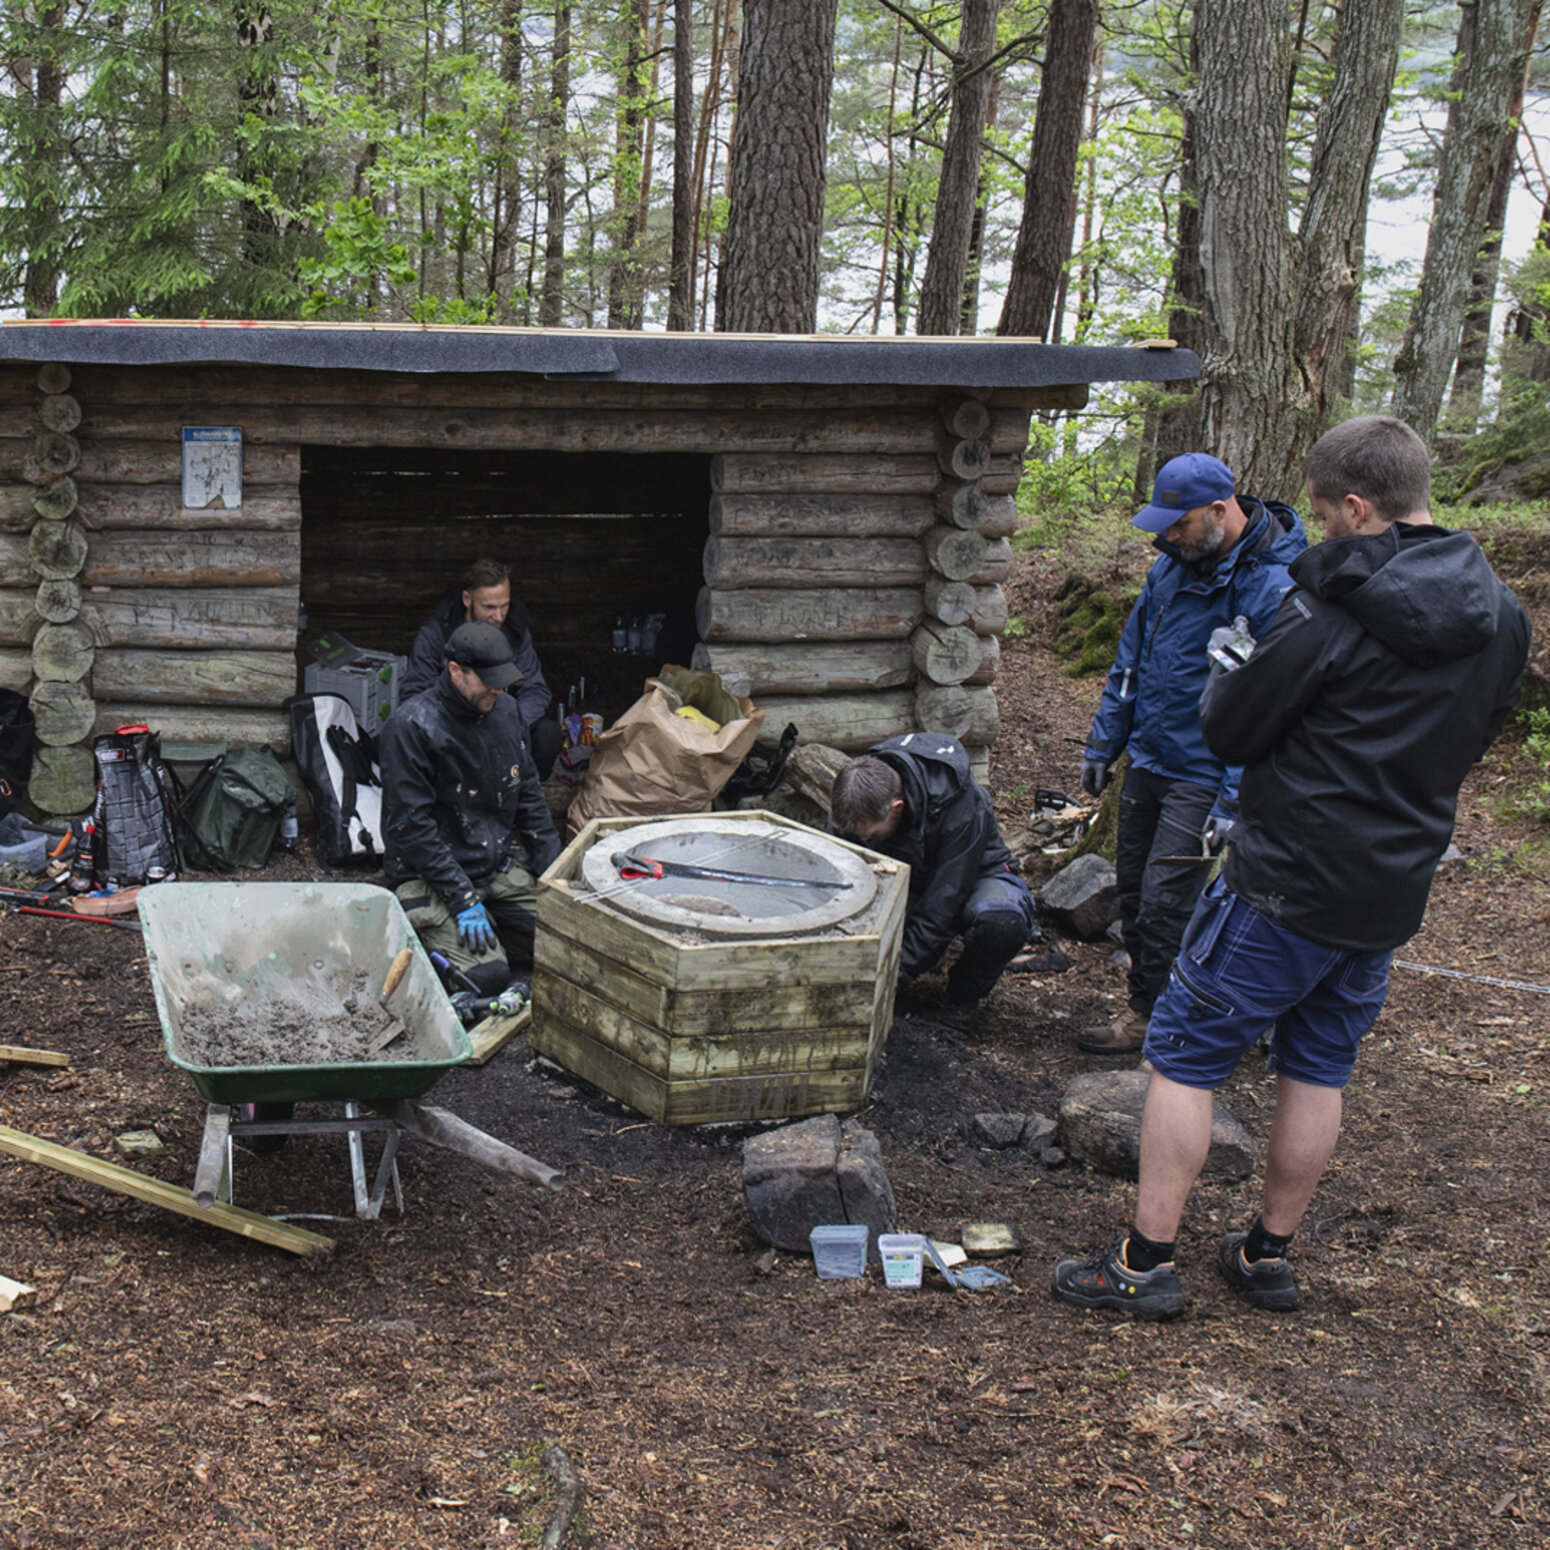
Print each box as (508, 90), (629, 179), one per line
(137, 882), (562, 1219)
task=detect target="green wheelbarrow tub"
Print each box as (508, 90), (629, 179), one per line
(137, 882), (472, 1105)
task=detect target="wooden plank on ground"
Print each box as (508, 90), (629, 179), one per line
(1, 1274), (37, 1312)
(465, 1006), (530, 1067)
(0, 1045), (70, 1068)
(0, 1123), (334, 1257)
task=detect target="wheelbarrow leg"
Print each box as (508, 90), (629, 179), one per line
(194, 1104), (234, 1209)
(345, 1102), (402, 1220)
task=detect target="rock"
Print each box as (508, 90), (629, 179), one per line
(114, 1129), (164, 1158)
(743, 1115), (897, 1256)
(1040, 1145), (1067, 1169)
(1437, 842), (1464, 866)
(1057, 1069), (1254, 1182)
(972, 1112), (1027, 1149)
(1039, 853), (1120, 940)
(1020, 1112), (1057, 1152)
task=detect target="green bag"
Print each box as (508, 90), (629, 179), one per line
(177, 746), (292, 872)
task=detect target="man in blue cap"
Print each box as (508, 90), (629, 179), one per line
(1075, 452), (1305, 1055)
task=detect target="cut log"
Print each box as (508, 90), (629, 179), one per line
(77, 403), (937, 457)
(92, 648), (297, 707)
(988, 409), (1033, 456)
(0, 486), (36, 534)
(91, 702), (290, 752)
(0, 1274), (37, 1313)
(373, 1100), (563, 1192)
(31, 621), (94, 683)
(981, 457), (1024, 497)
(29, 680), (96, 746)
(75, 483), (302, 533)
(0, 534), (29, 587)
(78, 587), (299, 650)
(911, 621), (983, 686)
(1013, 383), (1088, 413)
(69, 440), (300, 487)
(0, 588), (41, 644)
(696, 586), (922, 643)
(29, 519), (88, 580)
(703, 535), (926, 590)
(31, 476), (78, 523)
(966, 745), (991, 786)
(914, 683), (1000, 744)
(924, 576), (978, 626)
(924, 524), (989, 581)
(935, 479), (990, 531)
(708, 492), (935, 538)
(34, 578), (80, 624)
(31, 432), (79, 478)
(968, 584), (1008, 635)
(967, 537), (1012, 585)
(780, 742), (851, 813)
(938, 398), (991, 441)
(39, 394), (82, 434)
(691, 640), (913, 697)
(744, 691), (915, 751)
(936, 435), (992, 482)
(0, 649), (29, 693)
(965, 632), (1001, 685)
(36, 363), (71, 395)
(711, 453), (941, 495)
(981, 494), (1019, 539)
(27, 742), (95, 814)
(0, 1121), (334, 1256)
(83, 530), (299, 588)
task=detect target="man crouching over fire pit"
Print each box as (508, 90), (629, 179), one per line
(381, 622), (561, 997)
(831, 732), (1037, 1019)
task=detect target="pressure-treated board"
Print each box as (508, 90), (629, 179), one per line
(0, 1123), (334, 1256)
(0, 1045), (70, 1068)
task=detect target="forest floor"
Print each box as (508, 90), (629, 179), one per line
(2, 523), (1549, 1550)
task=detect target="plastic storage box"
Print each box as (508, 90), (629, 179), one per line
(809, 1223), (869, 1279)
(303, 650), (407, 728)
(878, 1232), (926, 1288)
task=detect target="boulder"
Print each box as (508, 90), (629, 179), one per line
(1039, 853), (1120, 940)
(1057, 1069), (1254, 1182)
(971, 1112), (1027, 1149)
(743, 1114), (897, 1256)
(1020, 1112), (1057, 1153)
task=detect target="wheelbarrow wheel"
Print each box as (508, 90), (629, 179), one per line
(239, 1101), (294, 1155)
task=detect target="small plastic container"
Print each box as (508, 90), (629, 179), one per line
(809, 1223), (869, 1279)
(878, 1233), (927, 1289)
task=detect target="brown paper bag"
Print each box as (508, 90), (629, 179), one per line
(565, 667), (766, 838)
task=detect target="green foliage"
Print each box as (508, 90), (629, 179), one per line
(1500, 706), (1550, 824)
(298, 198), (418, 318)
(1052, 577), (1135, 678)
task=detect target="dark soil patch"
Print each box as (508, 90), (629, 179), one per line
(3, 540), (1549, 1548)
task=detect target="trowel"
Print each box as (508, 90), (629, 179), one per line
(366, 946), (415, 1054)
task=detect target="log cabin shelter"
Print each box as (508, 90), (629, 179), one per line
(0, 320), (1200, 817)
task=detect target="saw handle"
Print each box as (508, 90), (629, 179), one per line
(612, 851), (664, 881)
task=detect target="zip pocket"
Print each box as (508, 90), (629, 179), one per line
(1178, 879), (1233, 969)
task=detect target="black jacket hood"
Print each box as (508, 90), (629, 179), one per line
(1290, 523), (1499, 668)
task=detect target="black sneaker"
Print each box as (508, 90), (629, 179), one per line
(1051, 1235), (1185, 1320)
(1217, 1231), (1300, 1310)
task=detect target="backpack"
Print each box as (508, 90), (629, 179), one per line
(90, 724), (179, 884)
(286, 693), (384, 865)
(176, 746), (292, 872)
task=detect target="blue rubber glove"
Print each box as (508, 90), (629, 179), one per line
(1080, 758), (1111, 799)
(455, 901), (497, 953)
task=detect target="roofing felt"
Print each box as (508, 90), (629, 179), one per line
(0, 319), (1200, 387)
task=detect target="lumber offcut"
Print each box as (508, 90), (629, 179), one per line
(0, 1045), (70, 1068)
(0, 1122), (334, 1255)
(0, 1275), (37, 1313)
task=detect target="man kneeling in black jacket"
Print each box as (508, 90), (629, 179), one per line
(831, 733), (1037, 1012)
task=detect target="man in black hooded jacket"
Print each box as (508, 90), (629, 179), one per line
(831, 732), (1037, 1009)
(1053, 415), (1530, 1321)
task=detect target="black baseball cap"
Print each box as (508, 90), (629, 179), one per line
(445, 622), (525, 689)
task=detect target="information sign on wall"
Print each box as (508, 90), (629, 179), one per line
(182, 426), (243, 510)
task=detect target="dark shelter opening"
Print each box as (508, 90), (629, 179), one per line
(298, 446), (714, 721)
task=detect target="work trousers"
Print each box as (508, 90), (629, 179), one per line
(1114, 764), (1216, 1015)
(943, 868), (1039, 1003)
(394, 858), (540, 995)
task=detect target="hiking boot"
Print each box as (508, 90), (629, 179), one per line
(1051, 1235), (1185, 1320)
(1217, 1231), (1301, 1311)
(1075, 1007), (1149, 1055)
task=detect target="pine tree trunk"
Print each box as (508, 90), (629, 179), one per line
(1192, 0), (1301, 494)
(917, 0), (1001, 337)
(607, 0), (650, 329)
(490, 0), (525, 318)
(1448, 0), (1542, 432)
(21, 4), (65, 316)
(997, 0), (1098, 340)
(540, 4), (572, 327)
(719, 0), (838, 333)
(668, 0), (696, 329)
(1392, 0), (1537, 445)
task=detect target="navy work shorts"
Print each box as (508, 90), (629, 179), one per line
(1142, 878), (1392, 1091)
